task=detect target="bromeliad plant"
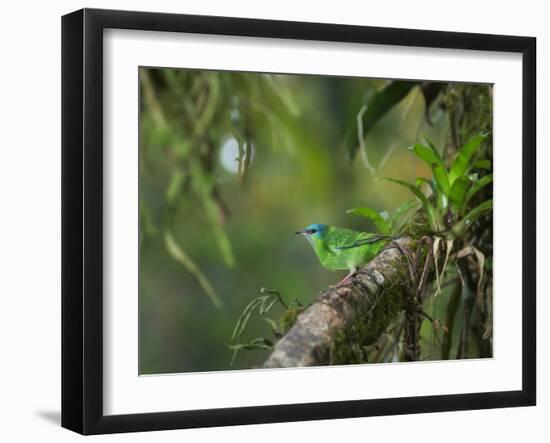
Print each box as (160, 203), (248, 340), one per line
(329, 133), (493, 363)
(348, 132), (492, 309)
(347, 201), (417, 236)
(399, 133), (492, 238)
(349, 133), (493, 239)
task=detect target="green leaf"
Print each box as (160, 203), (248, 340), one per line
(347, 207), (392, 235)
(465, 174), (493, 206)
(471, 159), (492, 171)
(449, 133), (487, 184)
(229, 338), (273, 365)
(420, 137), (451, 198)
(422, 136), (445, 161)
(409, 144), (449, 196)
(409, 143), (442, 167)
(432, 163), (451, 198)
(202, 194), (235, 267)
(231, 297), (265, 340)
(349, 81), (417, 159)
(383, 178), (440, 231)
(260, 297), (278, 315)
(390, 200), (418, 231)
(194, 73), (220, 137)
(416, 177), (437, 197)
(260, 287), (289, 309)
(393, 200), (417, 220)
(229, 340), (272, 353)
(452, 199), (493, 237)
(250, 337), (273, 347)
(416, 177), (447, 210)
(166, 171), (186, 204)
(164, 230), (222, 309)
(448, 175), (471, 211)
(189, 159), (235, 267)
(263, 317), (281, 336)
(263, 74), (300, 116)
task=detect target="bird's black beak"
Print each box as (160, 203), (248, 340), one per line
(294, 230), (306, 235)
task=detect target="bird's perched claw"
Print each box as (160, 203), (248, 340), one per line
(331, 268), (357, 289)
(336, 287), (352, 297)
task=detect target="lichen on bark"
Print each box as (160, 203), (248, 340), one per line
(329, 271), (407, 365)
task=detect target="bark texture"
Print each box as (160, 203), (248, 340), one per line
(264, 237), (414, 368)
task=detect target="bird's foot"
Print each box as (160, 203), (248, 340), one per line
(331, 270), (356, 288)
(331, 281), (349, 289)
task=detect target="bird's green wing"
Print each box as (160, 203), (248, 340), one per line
(334, 233), (392, 250)
(323, 228), (384, 251)
(324, 228), (361, 251)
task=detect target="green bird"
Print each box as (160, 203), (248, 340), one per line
(294, 223), (392, 286)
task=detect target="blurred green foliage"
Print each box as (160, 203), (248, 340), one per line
(139, 67), (489, 374)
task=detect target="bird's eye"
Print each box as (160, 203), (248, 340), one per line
(310, 229), (317, 234)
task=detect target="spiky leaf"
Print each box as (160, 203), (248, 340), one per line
(448, 175), (471, 211)
(390, 200), (418, 231)
(231, 297), (265, 340)
(465, 174), (493, 206)
(383, 178), (440, 231)
(449, 133), (487, 184)
(165, 230), (222, 309)
(349, 81), (417, 159)
(452, 199), (493, 237)
(347, 207), (392, 235)
(471, 159), (492, 171)
(409, 144), (450, 197)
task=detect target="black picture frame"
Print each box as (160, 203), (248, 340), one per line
(61, 8), (536, 435)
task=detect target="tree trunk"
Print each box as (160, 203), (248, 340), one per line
(264, 237), (415, 368)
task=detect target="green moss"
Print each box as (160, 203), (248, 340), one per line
(399, 208), (433, 239)
(278, 304), (305, 335)
(444, 83), (493, 157)
(401, 219), (430, 239)
(329, 260), (410, 365)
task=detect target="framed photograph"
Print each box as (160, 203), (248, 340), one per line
(61, 8), (536, 434)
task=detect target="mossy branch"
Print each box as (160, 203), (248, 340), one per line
(263, 237), (416, 368)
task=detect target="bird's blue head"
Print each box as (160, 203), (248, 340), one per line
(294, 223), (328, 239)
